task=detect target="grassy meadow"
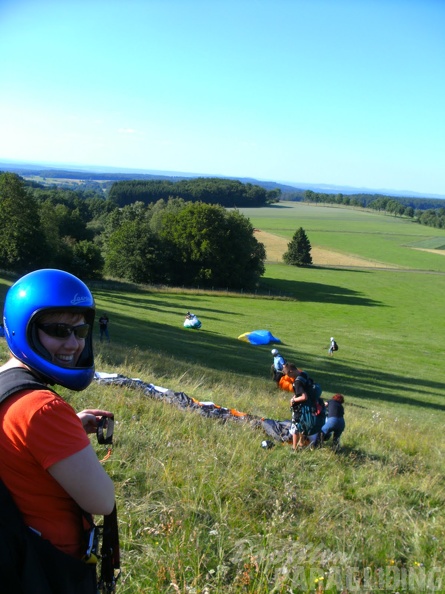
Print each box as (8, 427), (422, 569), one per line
(1, 202), (445, 593)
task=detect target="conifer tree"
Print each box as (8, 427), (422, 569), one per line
(283, 227), (312, 266)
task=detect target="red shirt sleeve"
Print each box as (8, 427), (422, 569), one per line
(25, 393), (91, 469)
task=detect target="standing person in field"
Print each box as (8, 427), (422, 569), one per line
(290, 373), (325, 449)
(0, 269), (116, 592)
(99, 312), (110, 343)
(328, 337), (337, 356)
(289, 375), (309, 450)
(271, 348), (286, 382)
(321, 393), (345, 449)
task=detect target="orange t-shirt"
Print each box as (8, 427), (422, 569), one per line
(0, 388), (91, 557)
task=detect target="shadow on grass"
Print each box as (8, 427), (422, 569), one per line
(92, 292), (445, 415)
(299, 356), (445, 413)
(259, 277), (384, 306)
(331, 447), (385, 464)
(91, 275), (383, 308)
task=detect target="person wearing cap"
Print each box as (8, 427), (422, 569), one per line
(0, 269), (115, 591)
(270, 348), (286, 382)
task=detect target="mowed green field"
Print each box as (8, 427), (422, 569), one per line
(82, 203), (445, 414)
(239, 202), (445, 270)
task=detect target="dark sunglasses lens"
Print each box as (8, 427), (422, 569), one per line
(73, 324), (90, 339)
(38, 323), (90, 339)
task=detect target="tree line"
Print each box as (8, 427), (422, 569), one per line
(302, 190), (445, 229)
(0, 173), (266, 289)
(108, 177), (281, 208)
(2, 171), (444, 290)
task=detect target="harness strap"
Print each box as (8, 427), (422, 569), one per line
(0, 368), (57, 403)
(99, 504), (121, 592)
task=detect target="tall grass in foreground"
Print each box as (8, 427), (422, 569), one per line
(2, 332), (444, 593)
(68, 344), (445, 594)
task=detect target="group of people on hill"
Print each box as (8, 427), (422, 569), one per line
(270, 348), (345, 450)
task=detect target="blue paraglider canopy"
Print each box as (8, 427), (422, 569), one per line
(238, 330), (281, 345)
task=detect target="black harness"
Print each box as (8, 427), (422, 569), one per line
(0, 367), (58, 402)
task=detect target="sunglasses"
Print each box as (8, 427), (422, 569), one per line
(37, 323), (90, 339)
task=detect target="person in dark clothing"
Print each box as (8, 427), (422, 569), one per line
(99, 313), (110, 343)
(321, 393), (345, 448)
(290, 373), (325, 449)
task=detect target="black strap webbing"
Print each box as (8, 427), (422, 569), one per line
(0, 367), (57, 404)
(99, 504), (121, 592)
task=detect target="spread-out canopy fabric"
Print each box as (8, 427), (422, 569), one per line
(94, 371), (292, 442)
(237, 330), (281, 345)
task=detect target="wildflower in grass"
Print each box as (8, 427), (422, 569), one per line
(315, 575), (325, 593)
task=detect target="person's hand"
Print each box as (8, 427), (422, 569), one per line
(77, 409), (114, 434)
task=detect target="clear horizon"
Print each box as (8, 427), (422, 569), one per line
(1, 0), (444, 196)
(3, 156), (445, 200)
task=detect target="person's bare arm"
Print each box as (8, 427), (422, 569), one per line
(290, 391), (308, 406)
(48, 444), (115, 515)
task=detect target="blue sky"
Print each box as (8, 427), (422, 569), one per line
(1, 0), (444, 195)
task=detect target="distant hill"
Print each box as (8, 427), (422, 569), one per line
(0, 161), (306, 196)
(0, 159), (444, 200)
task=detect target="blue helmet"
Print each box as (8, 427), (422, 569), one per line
(3, 269), (95, 391)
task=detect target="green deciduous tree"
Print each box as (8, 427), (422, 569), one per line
(283, 227), (312, 266)
(159, 202), (266, 289)
(104, 218), (168, 284)
(0, 172), (45, 272)
(71, 240), (104, 279)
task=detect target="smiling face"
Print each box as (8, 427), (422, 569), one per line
(37, 312), (87, 368)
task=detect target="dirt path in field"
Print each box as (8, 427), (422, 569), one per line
(254, 230), (394, 268)
(412, 247), (445, 257)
